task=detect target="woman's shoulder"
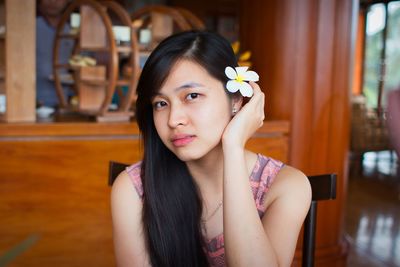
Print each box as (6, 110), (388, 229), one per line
(255, 153), (304, 185)
(252, 153), (284, 184)
(110, 162), (149, 266)
(125, 161), (142, 176)
(276, 165), (310, 188)
(265, 164), (311, 209)
(122, 161), (144, 200)
(258, 154), (285, 171)
(256, 152), (310, 210)
(125, 161), (142, 181)
(112, 161), (144, 202)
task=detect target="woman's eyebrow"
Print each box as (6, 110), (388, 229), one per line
(155, 82), (205, 97)
(174, 82), (205, 92)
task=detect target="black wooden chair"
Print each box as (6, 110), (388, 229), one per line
(302, 174), (336, 267)
(108, 161), (128, 186)
(108, 161), (336, 267)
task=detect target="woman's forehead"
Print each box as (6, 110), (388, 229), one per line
(169, 59), (208, 78)
(158, 60), (219, 93)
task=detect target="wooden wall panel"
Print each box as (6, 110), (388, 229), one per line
(240, 0), (358, 266)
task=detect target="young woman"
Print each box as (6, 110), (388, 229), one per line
(111, 31), (311, 267)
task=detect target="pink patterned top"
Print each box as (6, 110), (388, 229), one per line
(125, 154), (284, 267)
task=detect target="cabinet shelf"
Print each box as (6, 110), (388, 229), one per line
(78, 46), (132, 53)
(56, 74), (132, 87)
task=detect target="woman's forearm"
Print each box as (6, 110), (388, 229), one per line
(222, 145), (278, 267)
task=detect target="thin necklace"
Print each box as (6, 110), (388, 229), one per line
(201, 200), (223, 223)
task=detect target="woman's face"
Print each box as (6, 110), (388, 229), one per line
(152, 59), (232, 162)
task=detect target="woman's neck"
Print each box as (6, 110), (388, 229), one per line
(186, 146), (225, 198)
(186, 148), (258, 198)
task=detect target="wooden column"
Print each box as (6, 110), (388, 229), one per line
(352, 9), (366, 95)
(2, 0), (36, 122)
(240, 0), (358, 266)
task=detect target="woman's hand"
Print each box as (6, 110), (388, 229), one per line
(222, 82), (265, 150)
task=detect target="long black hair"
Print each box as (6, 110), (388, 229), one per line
(135, 31), (238, 266)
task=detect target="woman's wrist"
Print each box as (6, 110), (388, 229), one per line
(222, 140), (245, 156)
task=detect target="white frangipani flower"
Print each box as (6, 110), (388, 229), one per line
(225, 66), (259, 97)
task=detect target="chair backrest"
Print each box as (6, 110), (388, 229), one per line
(108, 161), (129, 186)
(303, 174), (337, 267)
(108, 161), (337, 267)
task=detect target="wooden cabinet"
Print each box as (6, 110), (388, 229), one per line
(0, 120), (289, 266)
(0, 0), (36, 122)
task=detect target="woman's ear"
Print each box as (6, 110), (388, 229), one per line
(231, 95), (243, 115)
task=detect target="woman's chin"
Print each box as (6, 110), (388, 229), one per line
(174, 152), (203, 163)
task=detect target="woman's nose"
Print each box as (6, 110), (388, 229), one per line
(168, 104), (188, 128)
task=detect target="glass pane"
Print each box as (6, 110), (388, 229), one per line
(384, 1), (400, 108)
(363, 3), (386, 108)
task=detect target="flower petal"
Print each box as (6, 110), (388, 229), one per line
(235, 66), (249, 76)
(243, 71), (259, 82)
(226, 80), (241, 93)
(225, 67), (237, 80)
(239, 82), (253, 97)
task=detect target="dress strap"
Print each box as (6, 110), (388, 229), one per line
(250, 154), (284, 216)
(125, 162), (144, 200)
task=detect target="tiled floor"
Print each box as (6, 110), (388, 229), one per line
(345, 151), (400, 267)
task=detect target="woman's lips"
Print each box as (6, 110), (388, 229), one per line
(171, 135), (195, 147)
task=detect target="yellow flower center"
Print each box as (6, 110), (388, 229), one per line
(235, 74), (244, 83)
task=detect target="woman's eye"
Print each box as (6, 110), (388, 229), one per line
(153, 101), (167, 109)
(186, 93), (199, 100)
